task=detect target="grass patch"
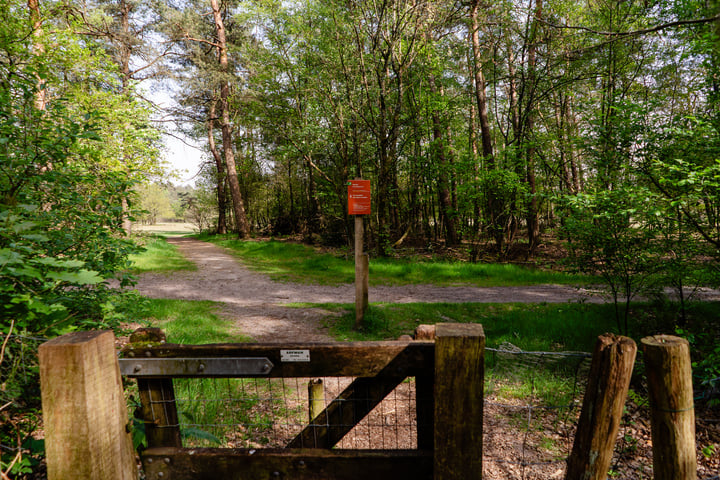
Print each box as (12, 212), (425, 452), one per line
(121, 297), (249, 344)
(129, 236), (196, 273)
(149, 299), (244, 344)
(317, 302), (619, 350)
(198, 235), (590, 287)
(116, 296), (277, 448)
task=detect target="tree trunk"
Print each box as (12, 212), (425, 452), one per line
(28, 0), (47, 111)
(208, 98), (228, 234)
(524, 0), (542, 252)
(303, 154), (321, 238)
(430, 76), (458, 246)
(210, 0), (250, 238)
(470, 0), (494, 165)
(118, 0), (133, 236)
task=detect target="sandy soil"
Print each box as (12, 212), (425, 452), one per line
(131, 237), (608, 343)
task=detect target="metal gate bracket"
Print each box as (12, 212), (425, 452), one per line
(119, 357), (274, 377)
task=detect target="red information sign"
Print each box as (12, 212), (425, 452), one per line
(348, 180), (371, 215)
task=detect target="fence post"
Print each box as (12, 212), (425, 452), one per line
(566, 333), (636, 480)
(127, 328), (183, 448)
(354, 216), (369, 328)
(308, 378), (324, 423)
(641, 335), (696, 480)
(39, 330), (137, 480)
(434, 323), (484, 480)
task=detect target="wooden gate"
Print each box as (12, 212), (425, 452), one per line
(119, 323), (485, 480)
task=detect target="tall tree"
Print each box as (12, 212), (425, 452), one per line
(210, 0), (250, 237)
(207, 96), (228, 234)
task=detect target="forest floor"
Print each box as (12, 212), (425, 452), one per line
(130, 237), (720, 480)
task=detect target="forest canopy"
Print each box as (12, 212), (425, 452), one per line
(161, 0), (720, 261)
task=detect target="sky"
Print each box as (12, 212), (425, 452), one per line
(148, 82), (206, 187)
(163, 132), (205, 186)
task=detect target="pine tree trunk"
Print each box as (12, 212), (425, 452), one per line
(470, 0), (494, 165)
(210, 0), (250, 237)
(208, 99), (227, 234)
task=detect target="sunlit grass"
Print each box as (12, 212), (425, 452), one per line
(312, 301), (619, 351)
(198, 235), (590, 287)
(126, 298), (249, 344)
(129, 236), (196, 273)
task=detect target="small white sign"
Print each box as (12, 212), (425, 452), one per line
(280, 349), (310, 362)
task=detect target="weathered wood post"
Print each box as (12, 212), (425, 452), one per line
(354, 217), (369, 328)
(126, 327), (182, 448)
(415, 324), (437, 450)
(39, 330), (137, 480)
(641, 335), (696, 480)
(565, 333), (637, 480)
(308, 378), (325, 422)
(434, 323), (485, 480)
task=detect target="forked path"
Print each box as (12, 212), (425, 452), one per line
(132, 237), (605, 342)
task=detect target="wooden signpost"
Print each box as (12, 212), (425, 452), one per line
(348, 179), (370, 328)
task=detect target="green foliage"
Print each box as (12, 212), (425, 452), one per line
(0, 2), (164, 474)
(0, 208), (102, 335)
(458, 169), (528, 255)
(676, 324), (720, 405)
(560, 188), (667, 334)
(136, 184), (176, 225)
(182, 186), (219, 233)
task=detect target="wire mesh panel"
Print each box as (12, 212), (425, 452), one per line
(483, 346), (591, 479)
(137, 376), (422, 450)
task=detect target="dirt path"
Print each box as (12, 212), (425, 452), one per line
(131, 237), (607, 342)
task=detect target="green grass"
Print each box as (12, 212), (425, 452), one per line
(312, 301), (620, 350)
(117, 297), (273, 447)
(309, 299), (720, 352)
(198, 235), (590, 287)
(121, 235), (719, 449)
(129, 236), (196, 273)
(125, 298), (250, 344)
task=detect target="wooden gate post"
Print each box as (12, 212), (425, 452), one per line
(565, 334), (636, 480)
(354, 215), (369, 329)
(641, 335), (696, 480)
(128, 328), (182, 448)
(39, 330), (137, 480)
(434, 323), (485, 480)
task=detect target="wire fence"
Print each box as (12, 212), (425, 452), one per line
(481, 345), (590, 479)
(137, 376), (423, 450)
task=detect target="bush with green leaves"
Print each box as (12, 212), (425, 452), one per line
(560, 188), (663, 335)
(0, 3), (161, 474)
